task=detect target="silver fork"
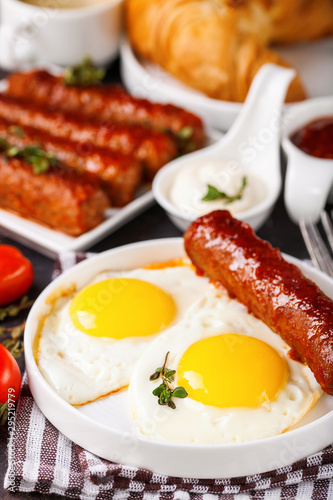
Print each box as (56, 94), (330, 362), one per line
(299, 210), (333, 277)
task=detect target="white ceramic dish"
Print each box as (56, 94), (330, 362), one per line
(153, 64), (294, 233)
(25, 237), (333, 479)
(0, 190), (154, 258)
(0, 0), (124, 70)
(282, 96), (333, 223)
(120, 37), (333, 131)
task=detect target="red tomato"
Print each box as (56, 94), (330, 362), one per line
(0, 344), (21, 404)
(0, 245), (34, 306)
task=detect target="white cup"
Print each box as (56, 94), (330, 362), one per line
(0, 0), (124, 70)
(282, 96), (333, 223)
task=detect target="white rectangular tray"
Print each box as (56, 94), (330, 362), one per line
(0, 189), (155, 258)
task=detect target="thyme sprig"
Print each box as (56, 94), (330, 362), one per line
(202, 176), (247, 203)
(0, 137), (59, 174)
(177, 126), (195, 153)
(0, 295), (34, 322)
(150, 352), (188, 409)
(0, 401), (8, 426)
(177, 126), (193, 141)
(2, 339), (24, 359)
(8, 125), (25, 138)
(63, 55), (105, 87)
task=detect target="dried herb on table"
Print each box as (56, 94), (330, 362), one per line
(0, 295), (34, 322)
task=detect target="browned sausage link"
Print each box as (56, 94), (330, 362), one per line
(6, 70), (205, 152)
(184, 210), (333, 395)
(0, 118), (142, 206)
(0, 94), (178, 180)
(0, 155), (109, 236)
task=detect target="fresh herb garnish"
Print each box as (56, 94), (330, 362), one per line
(177, 126), (196, 153)
(178, 126), (193, 140)
(16, 146), (59, 174)
(202, 176), (247, 204)
(8, 125), (25, 138)
(63, 55), (105, 87)
(0, 138), (59, 174)
(150, 352), (188, 409)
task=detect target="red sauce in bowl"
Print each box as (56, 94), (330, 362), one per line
(291, 117), (333, 159)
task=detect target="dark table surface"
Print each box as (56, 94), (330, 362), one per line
(0, 59), (313, 499)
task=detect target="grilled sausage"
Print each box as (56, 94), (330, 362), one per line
(6, 70), (205, 153)
(0, 155), (109, 236)
(0, 118), (142, 206)
(184, 210), (333, 395)
(0, 94), (178, 180)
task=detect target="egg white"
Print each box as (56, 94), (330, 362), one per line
(36, 262), (211, 406)
(129, 287), (322, 444)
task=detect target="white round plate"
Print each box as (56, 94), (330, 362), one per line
(120, 37), (333, 131)
(25, 238), (333, 479)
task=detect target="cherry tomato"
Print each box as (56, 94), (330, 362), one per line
(0, 344), (21, 404)
(0, 245), (34, 306)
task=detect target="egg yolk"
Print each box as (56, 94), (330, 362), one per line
(69, 278), (176, 339)
(177, 334), (288, 408)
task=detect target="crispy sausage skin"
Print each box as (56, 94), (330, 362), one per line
(0, 94), (178, 180)
(184, 210), (333, 395)
(6, 70), (205, 152)
(0, 118), (142, 206)
(0, 155), (109, 236)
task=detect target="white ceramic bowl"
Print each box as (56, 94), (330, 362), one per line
(282, 96), (333, 223)
(152, 64), (295, 233)
(24, 238), (333, 479)
(0, 0), (124, 69)
(152, 149), (279, 233)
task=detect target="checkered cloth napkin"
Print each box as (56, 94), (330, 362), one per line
(4, 252), (333, 500)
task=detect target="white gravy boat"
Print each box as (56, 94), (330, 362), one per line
(283, 96), (333, 224)
(153, 63), (295, 232)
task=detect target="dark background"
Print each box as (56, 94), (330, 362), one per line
(0, 58), (312, 499)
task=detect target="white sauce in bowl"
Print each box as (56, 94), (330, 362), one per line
(169, 159), (266, 218)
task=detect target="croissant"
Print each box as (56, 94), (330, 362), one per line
(125, 0), (333, 103)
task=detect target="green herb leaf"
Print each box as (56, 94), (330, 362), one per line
(152, 384), (165, 397)
(6, 146), (19, 157)
(202, 176), (247, 204)
(0, 401), (8, 426)
(63, 55), (105, 87)
(172, 387), (188, 399)
(0, 139), (60, 175)
(150, 352), (188, 409)
(202, 185), (223, 202)
(158, 389), (171, 405)
(164, 369), (176, 381)
(178, 126), (193, 140)
(3, 339), (24, 358)
(8, 125), (25, 138)
(149, 366), (164, 381)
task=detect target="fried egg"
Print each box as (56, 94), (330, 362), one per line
(36, 260), (211, 406)
(129, 287), (322, 444)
